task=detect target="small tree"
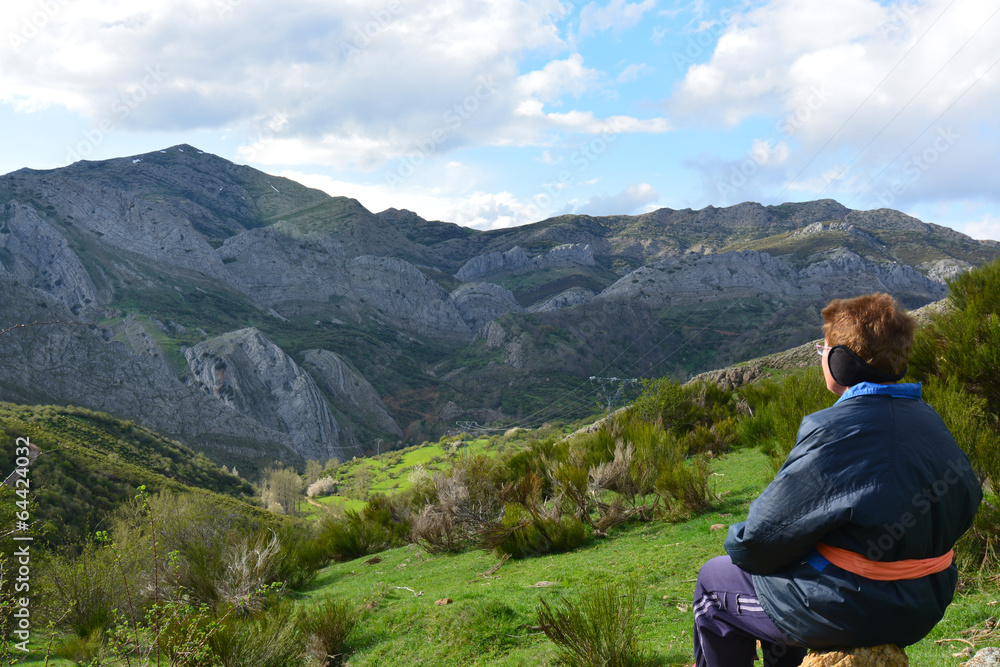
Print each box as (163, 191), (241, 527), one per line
(304, 460), (324, 486)
(260, 467), (304, 516)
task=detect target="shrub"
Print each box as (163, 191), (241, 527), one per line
(300, 598), (360, 667)
(307, 477), (336, 498)
(208, 601), (305, 667)
(53, 630), (104, 664)
(481, 503), (588, 559)
(536, 577), (650, 667)
(656, 452), (713, 518)
(270, 522), (330, 590)
(908, 261), (1000, 572)
(38, 538), (143, 636)
(318, 495), (410, 562)
(735, 370), (831, 468)
(410, 455), (506, 554)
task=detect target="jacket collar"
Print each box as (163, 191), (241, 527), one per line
(835, 381), (922, 405)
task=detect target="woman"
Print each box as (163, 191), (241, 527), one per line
(692, 293), (983, 666)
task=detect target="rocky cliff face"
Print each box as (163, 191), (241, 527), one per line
(597, 249), (945, 307)
(183, 328), (361, 462)
(455, 243), (595, 281)
(449, 283), (522, 335)
(217, 220), (350, 311)
(299, 349), (402, 439)
(0, 202), (101, 315)
(0, 279), (298, 469)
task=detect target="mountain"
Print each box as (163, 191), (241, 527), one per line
(2, 145), (997, 474)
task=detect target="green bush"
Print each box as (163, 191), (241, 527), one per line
(318, 495), (410, 562)
(270, 522), (330, 590)
(536, 577), (651, 667)
(53, 629), (104, 664)
(734, 370), (831, 467)
(208, 601), (305, 667)
(482, 503), (588, 559)
(911, 260), (1000, 416)
(908, 261), (1000, 572)
(299, 598), (360, 667)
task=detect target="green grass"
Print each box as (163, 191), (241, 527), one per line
(0, 402), (256, 546)
(292, 446), (1000, 665)
(305, 439), (498, 516)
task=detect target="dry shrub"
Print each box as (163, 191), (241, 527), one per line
(537, 577), (650, 667)
(480, 503), (588, 559)
(300, 598), (359, 667)
(411, 455), (506, 554)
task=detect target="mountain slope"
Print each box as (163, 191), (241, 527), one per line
(2, 145), (998, 468)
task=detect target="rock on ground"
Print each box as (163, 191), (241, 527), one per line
(963, 647), (1000, 667)
(800, 645), (908, 666)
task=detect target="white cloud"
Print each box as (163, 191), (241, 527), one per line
(576, 183), (660, 215)
(539, 150), (561, 164)
(617, 63), (654, 83)
(515, 54), (602, 103)
(961, 214), (1000, 242)
(670, 0), (1000, 207)
(750, 139), (789, 166)
(579, 0), (659, 36)
(0, 0), (676, 173)
(278, 170), (535, 230)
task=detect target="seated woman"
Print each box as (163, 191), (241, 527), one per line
(692, 293), (983, 667)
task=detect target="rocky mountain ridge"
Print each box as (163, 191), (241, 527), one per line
(1, 145), (997, 473)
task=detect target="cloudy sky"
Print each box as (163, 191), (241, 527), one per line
(2, 0), (999, 239)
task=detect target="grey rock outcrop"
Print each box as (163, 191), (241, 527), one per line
(455, 246), (530, 281)
(347, 256), (472, 339)
(597, 249), (945, 307)
(963, 647), (1000, 667)
(454, 243), (595, 282)
(0, 202), (100, 314)
(217, 221), (348, 312)
(919, 258), (972, 283)
(184, 328), (360, 461)
(299, 349), (402, 439)
(0, 279), (298, 467)
(527, 287), (596, 312)
(30, 176), (235, 283)
(449, 283), (522, 334)
(791, 221), (880, 245)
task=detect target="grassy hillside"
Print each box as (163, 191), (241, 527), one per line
(0, 401), (256, 546)
(294, 447), (998, 666)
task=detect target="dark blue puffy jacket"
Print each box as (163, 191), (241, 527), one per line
(725, 382), (983, 648)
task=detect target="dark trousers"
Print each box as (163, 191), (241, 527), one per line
(693, 556), (808, 667)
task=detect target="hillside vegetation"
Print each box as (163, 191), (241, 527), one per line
(2, 260), (999, 665)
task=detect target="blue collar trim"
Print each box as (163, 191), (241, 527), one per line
(835, 382), (922, 404)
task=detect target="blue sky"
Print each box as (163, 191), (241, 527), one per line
(2, 0), (999, 239)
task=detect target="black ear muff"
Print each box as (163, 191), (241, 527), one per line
(827, 345), (906, 387)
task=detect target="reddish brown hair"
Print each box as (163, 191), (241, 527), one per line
(821, 293), (917, 375)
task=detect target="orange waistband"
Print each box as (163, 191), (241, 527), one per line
(816, 543), (954, 581)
